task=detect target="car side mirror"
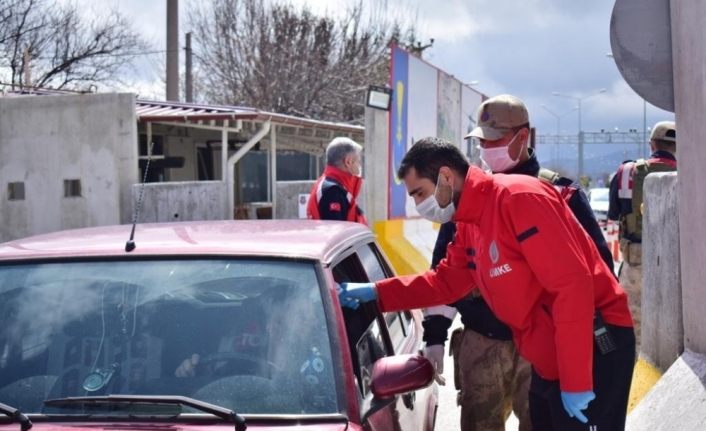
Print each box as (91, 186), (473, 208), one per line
(370, 354), (434, 398)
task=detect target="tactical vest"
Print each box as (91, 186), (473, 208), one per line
(620, 158), (677, 242)
(538, 168), (577, 201)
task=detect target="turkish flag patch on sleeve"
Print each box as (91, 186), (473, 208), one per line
(329, 202), (342, 212)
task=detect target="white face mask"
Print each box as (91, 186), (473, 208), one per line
(415, 174), (456, 224)
(480, 131), (525, 173)
(351, 157), (362, 177)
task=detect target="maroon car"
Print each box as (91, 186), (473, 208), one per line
(0, 220), (437, 431)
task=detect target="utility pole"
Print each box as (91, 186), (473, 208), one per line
(185, 32), (193, 103)
(22, 47), (31, 92)
(166, 0), (179, 101)
(643, 99), (648, 157)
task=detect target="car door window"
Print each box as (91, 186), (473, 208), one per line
(356, 243), (388, 282)
(356, 244), (412, 353)
(333, 246), (408, 391)
(331, 252), (385, 393)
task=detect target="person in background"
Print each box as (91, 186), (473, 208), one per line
(608, 120), (676, 352)
(307, 137), (367, 225)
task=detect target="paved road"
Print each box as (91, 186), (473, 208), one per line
(432, 317), (519, 431)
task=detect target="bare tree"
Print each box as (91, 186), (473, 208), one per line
(189, 0), (419, 124)
(0, 0), (148, 90)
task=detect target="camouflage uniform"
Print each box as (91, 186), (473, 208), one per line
(609, 130), (677, 354)
(451, 328), (531, 431)
(618, 258), (642, 352)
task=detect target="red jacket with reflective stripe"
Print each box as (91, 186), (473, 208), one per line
(307, 166), (367, 225)
(376, 166), (632, 391)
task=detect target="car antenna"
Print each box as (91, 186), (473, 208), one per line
(125, 141), (154, 252)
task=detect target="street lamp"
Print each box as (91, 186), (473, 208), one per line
(541, 104), (578, 169)
(552, 88), (607, 178)
(541, 104), (578, 135)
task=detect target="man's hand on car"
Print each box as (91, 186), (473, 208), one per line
(175, 353), (200, 378)
(422, 344), (446, 385)
(336, 282), (377, 309)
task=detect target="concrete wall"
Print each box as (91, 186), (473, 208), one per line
(627, 350), (706, 430)
(642, 172), (683, 370)
(363, 107), (390, 223)
(275, 180), (314, 219)
(671, 0), (706, 354)
(132, 181), (226, 222)
(0, 93), (137, 242)
(165, 135), (197, 181)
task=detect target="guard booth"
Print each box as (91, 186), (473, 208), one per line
(134, 99), (364, 221)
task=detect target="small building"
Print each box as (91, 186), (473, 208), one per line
(0, 90), (364, 242)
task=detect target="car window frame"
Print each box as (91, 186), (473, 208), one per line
(355, 243), (414, 352)
(329, 244), (396, 389)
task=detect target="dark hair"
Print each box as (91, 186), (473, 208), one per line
(397, 137), (469, 183)
(653, 139), (676, 151)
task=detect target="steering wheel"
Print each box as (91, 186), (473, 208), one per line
(197, 351), (282, 376)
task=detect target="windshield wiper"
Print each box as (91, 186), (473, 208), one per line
(44, 395), (245, 431)
(0, 401), (32, 431)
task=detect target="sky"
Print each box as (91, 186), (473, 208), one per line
(61, 0), (674, 139)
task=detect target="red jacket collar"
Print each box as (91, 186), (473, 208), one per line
(453, 166), (494, 225)
(323, 165), (362, 198)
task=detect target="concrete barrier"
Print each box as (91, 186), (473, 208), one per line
(626, 350), (706, 430)
(625, 171), (692, 419)
(642, 172), (683, 370)
(132, 181), (226, 222)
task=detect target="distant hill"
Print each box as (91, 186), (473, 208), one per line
(536, 141), (647, 185)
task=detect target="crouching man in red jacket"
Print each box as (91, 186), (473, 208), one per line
(339, 137), (635, 431)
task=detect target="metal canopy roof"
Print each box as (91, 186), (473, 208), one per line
(136, 99), (364, 134)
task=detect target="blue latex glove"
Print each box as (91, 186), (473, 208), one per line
(337, 282), (377, 309)
(560, 390), (595, 424)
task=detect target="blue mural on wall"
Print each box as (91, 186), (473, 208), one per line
(389, 46), (409, 218)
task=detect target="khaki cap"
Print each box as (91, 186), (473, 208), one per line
(466, 94), (529, 140)
(650, 121), (676, 143)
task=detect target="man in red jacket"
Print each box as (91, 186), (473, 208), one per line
(307, 137), (367, 225)
(339, 138), (635, 430)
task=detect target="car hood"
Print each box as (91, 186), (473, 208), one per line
(0, 422), (355, 431)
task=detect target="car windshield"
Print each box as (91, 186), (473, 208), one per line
(0, 259), (339, 416)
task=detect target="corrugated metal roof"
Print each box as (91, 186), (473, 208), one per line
(135, 99), (259, 122)
(135, 99), (364, 134)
